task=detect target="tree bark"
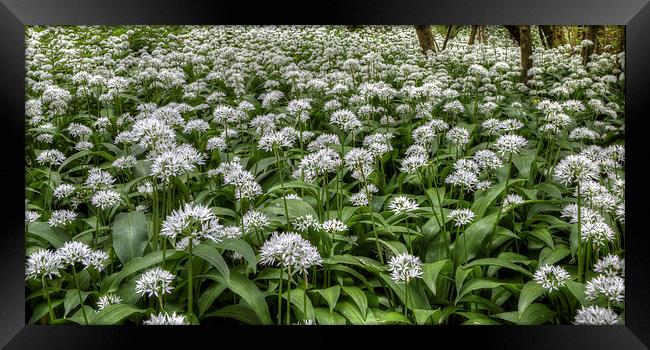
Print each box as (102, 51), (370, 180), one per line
(504, 25), (521, 45)
(415, 25), (436, 55)
(582, 25), (603, 64)
(468, 25), (479, 45)
(479, 26), (489, 44)
(519, 25), (533, 84)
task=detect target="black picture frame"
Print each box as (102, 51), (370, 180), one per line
(2, 0), (649, 348)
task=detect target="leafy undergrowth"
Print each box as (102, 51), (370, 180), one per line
(25, 26), (624, 325)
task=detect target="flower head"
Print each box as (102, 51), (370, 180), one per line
(259, 232), (323, 274)
(25, 249), (63, 280)
(573, 306), (619, 325)
(135, 267), (175, 298)
(533, 264), (571, 292)
(388, 252), (423, 283)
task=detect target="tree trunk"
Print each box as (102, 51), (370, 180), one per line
(519, 25), (533, 84)
(415, 25), (436, 55)
(539, 25), (555, 48)
(582, 25), (603, 64)
(479, 26), (489, 44)
(442, 25), (453, 51)
(618, 26), (625, 53)
(468, 25), (479, 45)
(504, 25), (521, 45)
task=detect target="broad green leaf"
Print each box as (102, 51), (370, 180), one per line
(335, 300), (376, 325)
(471, 179), (525, 218)
(565, 280), (586, 306)
(204, 304), (261, 324)
(539, 245), (570, 266)
(341, 286), (368, 318)
(101, 249), (183, 292)
(518, 280), (546, 317)
(91, 304), (149, 325)
(372, 309), (410, 324)
(512, 149), (536, 179)
(206, 272), (273, 325)
(28, 299), (64, 324)
(217, 239), (257, 273)
(313, 286), (340, 313)
(422, 259), (452, 295)
(413, 308), (437, 325)
(193, 244), (230, 284)
(457, 278), (509, 301)
(518, 303), (555, 325)
(198, 283), (228, 317)
(453, 213), (499, 265)
(528, 227), (555, 249)
(112, 212), (150, 265)
(28, 222), (70, 248)
(63, 289), (90, 317)
(282, 287), (315, 321)
(461, 258), (533, 278)
(314, 308), (347, 325)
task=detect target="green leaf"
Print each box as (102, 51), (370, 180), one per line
(63, 289), (90, 317)
(91, 304), (149, 325)
(518, 303), (555, 325)
(28, 299), (64, 324)
(512, 149), (536, 179)
(313, 286), (340, 313)
(282, 287), (315, 320)
(422, 259), (452, 295)
(518, 280), (546, 317)
(111, 212), (150, 265)
(100, 249), (183, 292)
(206, 272), (273, 325)
(372, 309), (410, 324)
(413, 308), (437, 325)
(198, 283), (228, 317)
(565, 280), (586, 306)
(341, 286), (368, 318)
(204, 304), (261, 324)
(28, 222), (70, 248)
(457, 278), (508, 301)
(335, 300), (376, 325)
(453, 213), (499, 265)
(314, 308), (347, 325)
(193, 244), (230, 284)
(217, 239), (257, 273)
(528, 227), (555, 249)
(461, 258), (533, 278)
(472, 179), (525, 218)
(539, 245), (570, 266)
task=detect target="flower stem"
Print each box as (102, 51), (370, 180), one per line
(71, 265), (88, 325)
(187, 238), (194, 321)
(42, 276), (54, 323)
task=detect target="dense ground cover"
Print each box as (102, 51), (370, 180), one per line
(25, 26), (625, 325)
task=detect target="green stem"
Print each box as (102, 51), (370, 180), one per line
(188, 238), (194, 320)
(275, 149), (291, 230)
(42, 276), (54, 323)
(277, 268), (283, 324)
(71, 265), (89, 325)
(286, 267), (292, 325)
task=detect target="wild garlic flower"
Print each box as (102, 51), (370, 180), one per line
(554, 155), (599, 186)
(112, 155), (137, 170)
(307, 133), (340, 152)
(344, 148), (375, 180)
(445, 127), (470, 148)
(85, 168), (116, 190)
(259, 232), (323, 274)
(388, 252), (423, 283)
(47, 209), (77, 227)
(143, 311), (188, 325)
(493, 134), (528, 156)
(585, 275), (625, 304)
(387, 196), (419, 214)
(160, 203), (221, 241)
(53, 183), (76, 199)
(242, 210), (270, 233)
(503, 193), (525, 210)
(293, 214), (320, 232)
(573, 306), (619, 325)
(83, 250), (109, 271)
(473, 150), (502, 171)
(25, 249), (63, 280)
(135, 267), (175, 298)
(36, 149), (66, 166)
(533, 264), (571, 292)
(96, 293), (123, 311)
(330, 109), (362, 132)
(25, 210), (41, 224)
(57, 241), (92, 266)
(448, 208), (475, 227)
(293, 148), (341, 183)
(321, 219), (348, 234)
(593, 254), (625, 277)
(206, 135), (227, 152)
(258, 128), (297, 152)
(91, 189), (122, 209)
